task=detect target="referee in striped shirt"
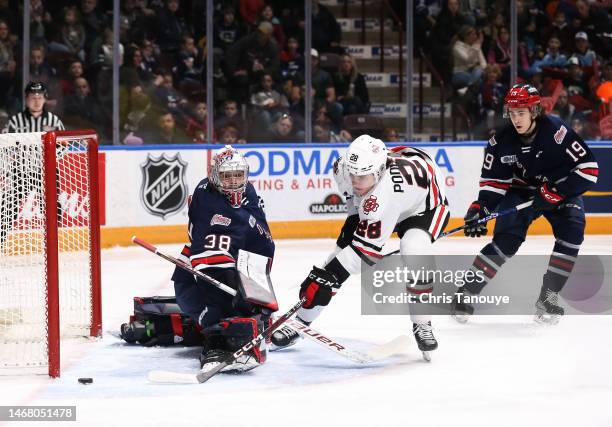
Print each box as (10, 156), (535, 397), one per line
(1, 82), (64, 246)
(3, 81), (64, 133)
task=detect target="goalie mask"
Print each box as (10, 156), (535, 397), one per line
(210, 145), (249, 208)
(345, 134), (388, 183)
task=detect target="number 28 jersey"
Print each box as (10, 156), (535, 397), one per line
(329, 146), (448, 282)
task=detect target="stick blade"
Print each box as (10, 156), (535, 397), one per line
(365, 335), (411, 360)
(148, 370), (200, 384)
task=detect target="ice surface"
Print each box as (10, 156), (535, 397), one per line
(1, 236), (611, 427)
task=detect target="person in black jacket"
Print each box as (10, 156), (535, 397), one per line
(334, 54), (369, 115)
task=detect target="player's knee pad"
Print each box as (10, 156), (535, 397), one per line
(203, 315), (269, 363)
(119, 296), (204, 347)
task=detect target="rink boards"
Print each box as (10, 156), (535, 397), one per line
(97, 142), (612, 247)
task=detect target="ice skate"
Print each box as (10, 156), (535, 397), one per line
(270, 325), (300, 351)
(413, 321), (438, 362)
(451, 291), (475, 324)
(534, 288), (564, 325)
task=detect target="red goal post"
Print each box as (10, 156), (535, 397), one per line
(0, 129), (101, 377)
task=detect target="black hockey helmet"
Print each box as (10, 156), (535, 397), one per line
(24, 81), (48, 98)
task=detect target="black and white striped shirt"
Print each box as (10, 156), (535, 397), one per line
(3, 109), (65, 133)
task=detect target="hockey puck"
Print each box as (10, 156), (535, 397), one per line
(78, 377), (93, 385)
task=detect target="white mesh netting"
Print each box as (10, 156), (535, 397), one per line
(0, 132), (95, 375)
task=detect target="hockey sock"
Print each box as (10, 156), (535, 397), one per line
(464, 239), (515, 294)
(544, 240), (580, 293)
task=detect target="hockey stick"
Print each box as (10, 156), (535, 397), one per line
(132, 236), (237, 296)
(148, 297), (307, 384)
(283, 318), (411, 364)
(438, 200), (534, 239)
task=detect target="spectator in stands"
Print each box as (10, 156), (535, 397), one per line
(429, 0), (470, 82)
(517, 0), (547, 59)
(383, 127), (400, 142)
(0, 0), (18, 36)
(63, 77), (105, 127)
(280, 36), (303, 84)
(0, 19), (16, 106)
(175, 35), (202, 84)
(219, 124), (246, 145)
(152, 70), (188, 125)
(542, 10), (574, 55)
(259, 4), (285, 48)
(250, 72), (289, 134)
(487, 26), (529, 84)
(140, 38), (160, 77)
(528, 35), (568, 75)
(30, 0), (52, 45)
(265, 113), (303, 143)
(564, 55), (594, 106)
(312, 0), (342, 54)
(552, 88), (577, 123)
(225, 21), (280, 103)
(58, 6), (87, 61)
(154, 110), (191, 144)
(60, 59), (85, 95)
(571, 31), (597, 68)
(240, 0), (265, 27)
(90, 27), (124, 70)
(571, 113), (592, 139)
(575, 0), (612, 57)
(185, 101), (215, 143)
(122, 0), (155, 45)
(216, 99), (246, 136)
(334, 53), (369, 115)
(214, 6), (245, 54)
(451, 25), (486, 92)
(156, 0), (188, 54)
(80, 0), (108, 54)
(122, 90), (152, 145)
(468, 63), (506, 138)
(29, 45), (60, 111)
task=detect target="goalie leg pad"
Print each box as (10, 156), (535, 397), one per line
(120, 296), (203, 346)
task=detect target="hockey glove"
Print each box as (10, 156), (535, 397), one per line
(464, 201), (490, 238)
(299, 266), (338, 309)
(533, 183), (564, 211)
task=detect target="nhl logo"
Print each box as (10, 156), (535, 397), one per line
(140, 153), (188, 219)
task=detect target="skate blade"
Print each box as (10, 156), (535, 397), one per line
(451, 313), (469, 324)
(269, 340), (299, 352)
(422, 351), (432, 362)
(533, 311), (561, 325)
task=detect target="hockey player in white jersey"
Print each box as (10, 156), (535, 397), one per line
(272, 135), (450, 358)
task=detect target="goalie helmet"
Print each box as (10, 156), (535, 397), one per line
(210, 145), (249, 208)
(345, 134), (388, 183)
(503, 84), (542, 118)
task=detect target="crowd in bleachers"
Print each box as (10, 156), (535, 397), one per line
(417, 0), (612, 139)
(0, 0), (610, 143)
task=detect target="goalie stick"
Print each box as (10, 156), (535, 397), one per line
(148, 297), (307, 384)
(132, 236), (410, 366)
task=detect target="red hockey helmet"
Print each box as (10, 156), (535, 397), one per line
(503, 84), (542, 118)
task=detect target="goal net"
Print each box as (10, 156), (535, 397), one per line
(0, 130), (101, 377)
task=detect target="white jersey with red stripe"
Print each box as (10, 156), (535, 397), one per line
(330, 146), (448, 279)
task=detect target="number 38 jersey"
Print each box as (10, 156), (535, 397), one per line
(327, 146), (449, 283)
(478, 114), (598, 211)
(171, 178), (275, 286)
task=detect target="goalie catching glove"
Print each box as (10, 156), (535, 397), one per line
(299, 266), (339, 309)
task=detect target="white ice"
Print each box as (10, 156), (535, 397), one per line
(1, 236), (612, 427)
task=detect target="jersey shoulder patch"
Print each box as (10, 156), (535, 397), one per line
(553, 125), (567, 145)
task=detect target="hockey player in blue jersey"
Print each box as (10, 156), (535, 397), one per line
(452, 84), (599, 324)
(173, 145), (276, 373)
